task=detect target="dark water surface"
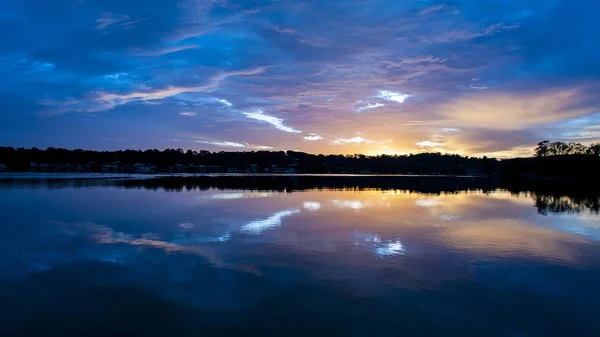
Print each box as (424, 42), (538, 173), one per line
(1, 176), (599, 336)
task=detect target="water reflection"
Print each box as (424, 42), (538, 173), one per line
(302, 201), (321, 211)
(331, 199), (365, 209)
(241, 209), (300, 234)
(534, 194), (600, 214)
(355, 233), (406, 256)
(205, 192), (274, 200)
(1, 181), (600, 336)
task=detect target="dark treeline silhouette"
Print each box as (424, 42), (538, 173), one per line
(499, 155), (600, 178)
(0, 146), (496, 175)
(1, 141), (600, 178)
(534, 141), (600, 157)
(495, 140), (600, 179)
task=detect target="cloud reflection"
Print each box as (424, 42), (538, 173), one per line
(331, 200), (365, 209)
(303, 201), (322, 211)
(375, 241), (406, 256)
(354, 232), (406, 257)
(241, 209), (300, 234)
(206, 192), (274, 200)
(416, 198), (443, 207)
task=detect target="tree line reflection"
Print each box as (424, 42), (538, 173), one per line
(1, 175), (599, 214)
(532, 194), (599, 215)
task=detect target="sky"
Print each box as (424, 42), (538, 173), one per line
(1, 0), (599, 157)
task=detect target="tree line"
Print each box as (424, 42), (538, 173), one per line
(1, 141), (599, 177)
(534, 141), (600, 157)
(0, 146), (495, 175)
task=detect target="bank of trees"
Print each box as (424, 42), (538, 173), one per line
(1, 140), (600, 177)
(535, 141), (600, 157)
(0, 146), (496, 175)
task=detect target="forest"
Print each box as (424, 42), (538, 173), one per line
(1, 140), (599, 177)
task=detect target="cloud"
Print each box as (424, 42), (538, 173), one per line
(356, 102), (385, 112)
(179, 111), (196, 116)
(333, 137), (367, 145)
(304, 133), (322, 141)
(377, 91), (410, 104)
(419, 5), (446, 15)
(459, 84), (490, 90)
(218, 99), (233, 107)
(425, 22), (520, 43)
(95, 14), (130, 30)
(135, 44), (200, 56)
(441, 88), (596, 130)
(242, 109), (302, 133)
(95, 14), (151, 31)
(417, 141), (443, 148)
(196, 140), (273, 150)
(443, 128), (461, 133)
(42, 67), (267, 114)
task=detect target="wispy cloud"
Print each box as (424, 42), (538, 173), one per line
(135, 44), (200, 56)
(180, 111), (196, 116)
(443, 128), (461, 133)
(96, 13), (149, 31)
(417, 141), (443, 147)
(43, 67), (267, 114)
(377, 91), (410, 104)
(96, 14), (130, 30)
(356, 102), (385, 112)
(419, 5), (446, 15)
(333, 137), (369, 145)
(441, 88), (595, 130)
(196, 140), (273, 150)
(242, 109), (302, 133)
(304, 133), (322, 141)
(218, 99), (233, 107)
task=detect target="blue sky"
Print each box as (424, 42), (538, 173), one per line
(1, 0), (599, 156)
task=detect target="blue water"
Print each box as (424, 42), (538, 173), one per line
(1, 181), (599, 336)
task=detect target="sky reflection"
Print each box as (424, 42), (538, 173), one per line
(1, 186), (600, 297)
(2, 182), (600, 336)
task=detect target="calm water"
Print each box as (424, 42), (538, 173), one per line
(1, 178), (600, 336)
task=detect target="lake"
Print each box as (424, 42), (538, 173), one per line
(1, 176), (599, 336)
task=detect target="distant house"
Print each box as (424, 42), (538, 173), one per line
(0, 164), (7, 172)
(101, 164), (119, 173)
(133, 163), (151, 173)
(267, 166), (296, 174)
